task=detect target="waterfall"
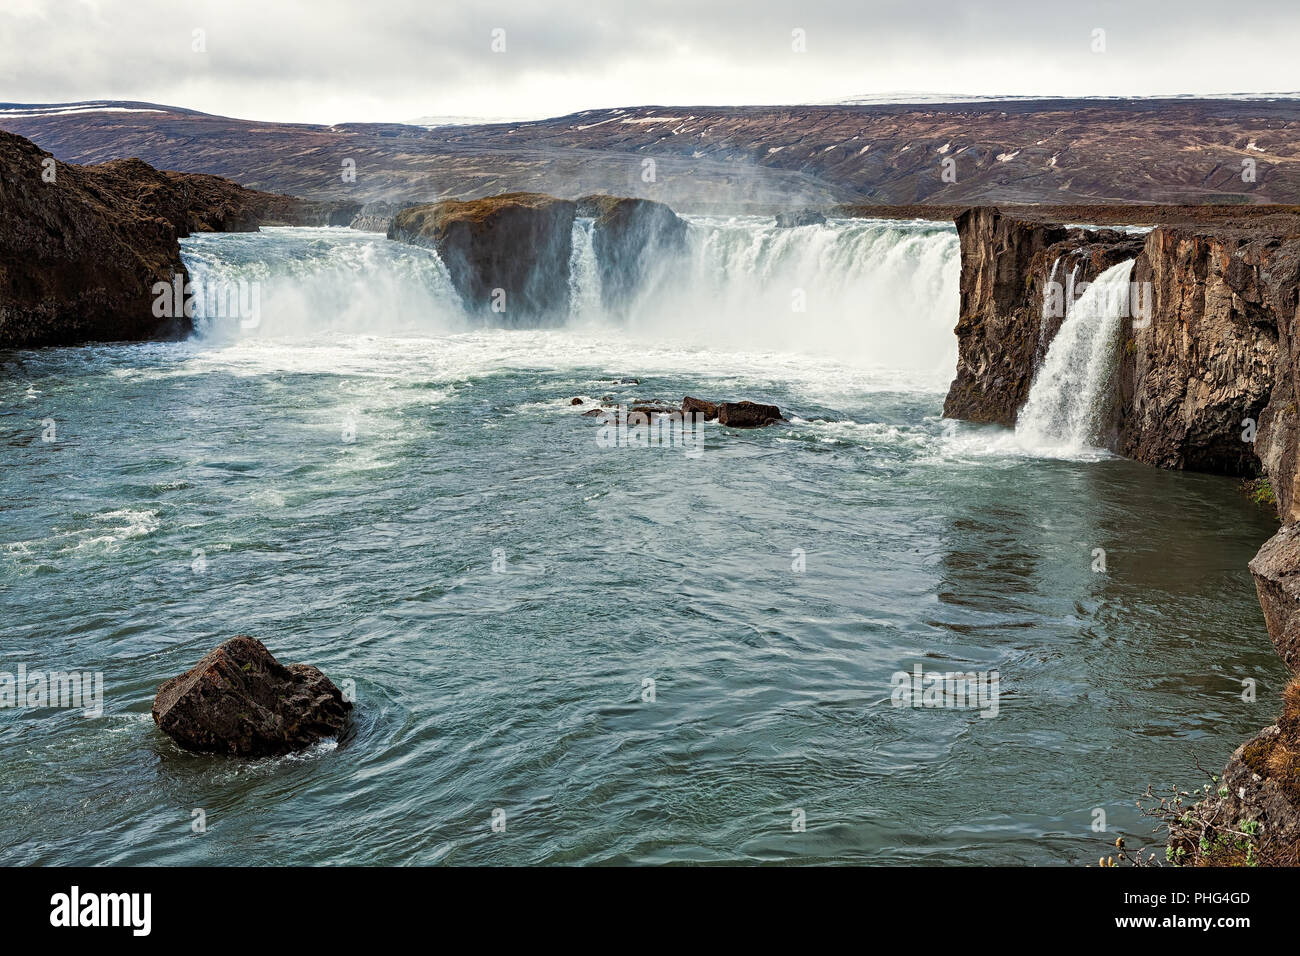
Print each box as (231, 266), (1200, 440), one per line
(639, 216), (961, 371)
(567, 217), (602, 322)
(1035, 257), (1062, 367)
(1014, 259), (1135, 456)
(181, 226), (465, 340)
(179, 217), (961, 373)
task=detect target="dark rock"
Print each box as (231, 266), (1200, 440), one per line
(1251, 526), (1300, 671)
(152, 636), (351, 757)
(570, 397), (584, 405)
(717, 400), (784, 428)
(1118, 226), (1284, 475)
(388, 192), (576, 323)
(348, 200), (405, 233)
(629, 404), (679, 419)
(1170, 680), (1300, 866)
(774, 209), (827, 228)
(0, 129), (355, 348)
(581, 407), (607, 417)
(682, 396), (719, 421)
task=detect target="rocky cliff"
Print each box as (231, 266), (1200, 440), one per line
(0, 129), (356, 348)
(945, 205), (1300, 864)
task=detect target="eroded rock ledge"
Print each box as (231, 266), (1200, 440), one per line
(0, 129), (357, 348)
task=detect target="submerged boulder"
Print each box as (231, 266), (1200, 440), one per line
(152, 636), (351, 757)
(388, 192), (576, 322)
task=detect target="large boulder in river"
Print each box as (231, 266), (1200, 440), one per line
(718, 400), (784, 428)
(388, 192), (576, 322)
(152, 636), (351, 757)
(577, 195), (687, 314)
(682, 396), (719, 421)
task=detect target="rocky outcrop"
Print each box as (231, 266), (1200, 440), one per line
(942, 207), (1143, 425)
(152, 636), (351, 757)
(1167, 680), (1300, 866)
(580, 394), (784, 428)
(0, 129), (356, 348)
(389, 193), (576, 322)
(682, 396), (719, 421)
(577, 195), (687, 314)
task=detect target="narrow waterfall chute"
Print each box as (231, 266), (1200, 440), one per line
(1014, 258), (1136, 456)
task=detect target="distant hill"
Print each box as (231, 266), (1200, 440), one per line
(3, 98), (1298, 211)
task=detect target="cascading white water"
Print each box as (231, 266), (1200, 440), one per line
(182, 227), (465, 341)
(1035, 257), (1062, 367)
(567, 217), (602, 322)
(1015, 259), (1136, 456)
(632, 216), (961, 372)
(179, 217), (960, 375)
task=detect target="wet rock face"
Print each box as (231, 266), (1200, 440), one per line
(0, 129), (356, 348)
(348, 201), (404, 233)
(152, 636), (351, 757)
(681, 396), (719, 421)
(578, 195), (687, 315)
(1250, 526), (1300, 671)
(389, 192), (577, 322)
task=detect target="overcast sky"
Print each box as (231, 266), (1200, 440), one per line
(3, 0), (1299, 124)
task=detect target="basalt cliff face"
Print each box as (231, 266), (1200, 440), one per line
(945, 205), (1300, 863)
(0, 129), (356, 348)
